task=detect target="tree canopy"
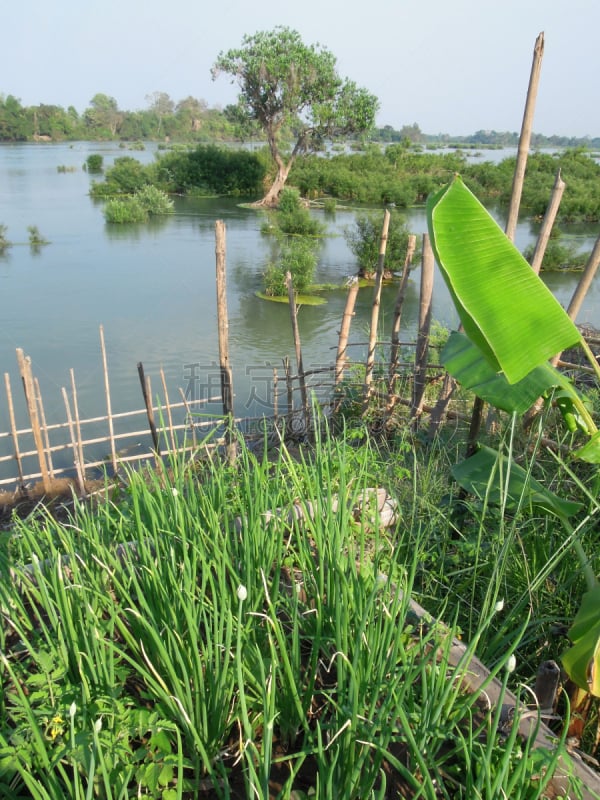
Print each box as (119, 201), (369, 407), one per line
(212, 26), (379, 205)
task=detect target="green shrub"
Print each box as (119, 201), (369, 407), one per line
(85, 154), (103, 173)
(0, 224), (11, 249)
(344, 210), (417, 275)
(27, 225), (49, 245)
(104, 197), (148, 223)
(264, 236), (319, 296)
(135, 185), (174, 216)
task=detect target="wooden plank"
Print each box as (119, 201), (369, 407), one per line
(3, 372), (25, 491)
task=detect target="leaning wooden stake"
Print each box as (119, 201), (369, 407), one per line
(62, 387), (86, 496)
(410, 234), (434, 423)
(99, 326), (118, 475)
(286, 271), (309, 431)
(530, 168), (566, 275)
(16, 349), (51, 492)
(138, 362), (160, 454)
(363, 209), (391, 413)
(505, 31), (545, 242)
(70, 369), (85, 477)
(565, 233), (600, 324)
(4, 372), (25, 491)
(335, 277), (359, 387)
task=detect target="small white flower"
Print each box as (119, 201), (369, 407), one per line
(69, 702), (77, 719)
(506, 654), (517, 673)
(494, 599), (505, 613)
(171, 487), (179, 498)
(94, 717), (103, 733)
(236, 584), (248, 602)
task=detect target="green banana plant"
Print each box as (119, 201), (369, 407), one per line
(427, 176), (600, 697)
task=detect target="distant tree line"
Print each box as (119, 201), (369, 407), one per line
(1, 92), (598, 150)
(0, 92), (256, 143)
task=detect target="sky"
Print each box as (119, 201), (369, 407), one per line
(2, 0), (598, 138)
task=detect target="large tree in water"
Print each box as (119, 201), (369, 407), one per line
(212, 27), (379, 207)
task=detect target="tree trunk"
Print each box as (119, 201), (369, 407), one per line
(256, 162), (292, 207)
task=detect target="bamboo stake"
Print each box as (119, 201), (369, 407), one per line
(4, 372), (25, 491)
(505, 32), (545, 242)
(565, 233), (600, 324)
(334, 277), (359, 387)
(286, 271), (309, 430)
(159, 368), (177, 454)
(62, 387), (85, 496)
(363, 209), (391, 413)
(530, 169), (566, 275)
(137, 362), (160, 454)
(389, 234), (416, 380)
(34, 377), (54, 478)
(16, 349), (51, 492)
(99, 325), (118, 474)
(70, 369), (85, 480)
(411, 234), (435, 423)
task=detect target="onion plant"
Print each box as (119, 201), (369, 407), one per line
(0, 426), (588, 797)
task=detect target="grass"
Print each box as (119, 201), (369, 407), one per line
(0, 416), (596, 798)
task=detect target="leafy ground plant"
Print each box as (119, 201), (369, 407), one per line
(0, 425), (590, 798)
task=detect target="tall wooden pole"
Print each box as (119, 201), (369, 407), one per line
(411, 234), (434, 423)
(505, 32), (545, 242)
(215, 220), (234, 418)
(16, 349), (51, 492)
(363, 209), (390, 413)
(215, 220), (236, 461)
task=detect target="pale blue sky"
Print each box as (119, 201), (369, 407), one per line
(2, 0), (598, 137)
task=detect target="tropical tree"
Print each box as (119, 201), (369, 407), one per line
(84, 93), (122, 137)
(212, 26), (379, 206)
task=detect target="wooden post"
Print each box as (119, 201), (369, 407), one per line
(16, 349), (51, 492)
(99, 325), (118, 475)
(363, 209), (391, 413)
(215, 220), (237, 462)
(286, 271), (309, 430)
(4, 372), (25, 492)
(530, 169), (566, 275)
(62, 387), (86, 496)
(138, 362), (160, 454)
(505, 32), (545, 242)
(411, 234), (434, 423)
(215, 220), (234, 418)
(335, 277), (359, 387)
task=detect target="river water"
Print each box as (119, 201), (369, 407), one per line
(0, 142), (598, 483)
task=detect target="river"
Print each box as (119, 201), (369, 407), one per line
(0, 142), (598, 484)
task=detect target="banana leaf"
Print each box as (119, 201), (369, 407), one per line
(451, 445), (583, 519)
(562, 586), (600, 696)
(441, 331), (578, 415)
(427, 177), (581, 384)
